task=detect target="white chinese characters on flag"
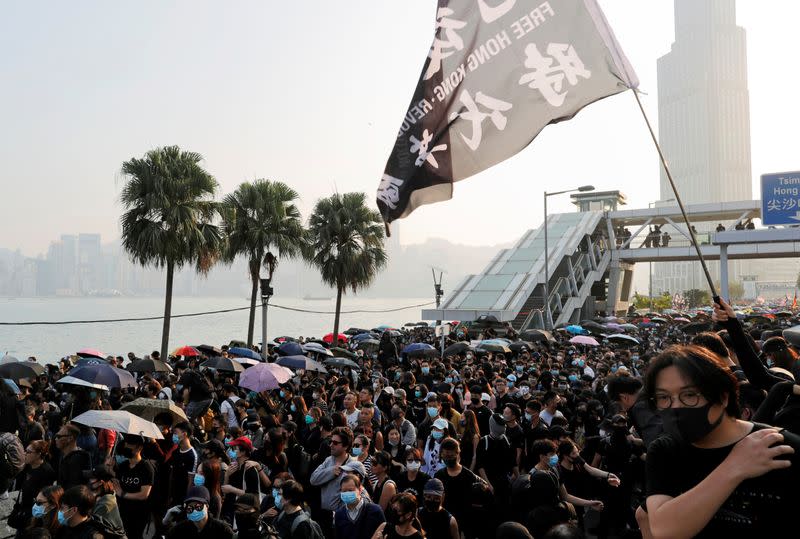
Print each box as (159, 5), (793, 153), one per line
(377, 0), (638, 225)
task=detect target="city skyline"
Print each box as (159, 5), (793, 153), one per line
(2, 1), (800, 258)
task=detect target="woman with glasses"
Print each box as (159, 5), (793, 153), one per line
(644, 344), (799, 538)
(13, 440), (56, 536)
(29, 485), (63, 536)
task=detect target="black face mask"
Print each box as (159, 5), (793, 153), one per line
(442, 457), (458, 468)
(659, 402), (724, 444)
(423, 499), (441, 512)
(234, 510), (259, 530)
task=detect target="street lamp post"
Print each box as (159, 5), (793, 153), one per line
(260, 278), (274, 360)
(543, 185), (594, 329)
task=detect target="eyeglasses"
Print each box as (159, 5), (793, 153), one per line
(651, 389), (703, 410)
(184, 503), (205, 513)
(352, 444), (362, 448)
(330, 440), (343, 446)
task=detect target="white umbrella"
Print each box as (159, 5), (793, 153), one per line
(0, 355), (20, 365)
(231, 356), (261, 367)
(72, 410), (164, 439)
(56, 375), (110, 392)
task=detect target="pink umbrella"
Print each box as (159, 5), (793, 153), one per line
(569, 335), (599, 346)
(77, 348), (107, 359)
(323, 333), (349, 345)
(238, 363), (293, 392)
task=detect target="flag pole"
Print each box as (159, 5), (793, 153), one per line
(631, 89), (720, 302)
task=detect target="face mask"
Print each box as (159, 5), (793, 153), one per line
(57, 509), (70, 526)
(550, 370), (559, 376)
(611, 366), (618, 373)
(312, 393), (320, 400)
(516, 366), (524, 373)
(290, 404), (297, 412)
(568, 375), (578, 383)
(432, 430), (444, 440)
(443, 457), (457, 468)
(548, 455), (559, 467)
(388, 438), (398, 446)
(415, 390), (422, 398)
(519, 386), (530, 396)
(305, 414), (315, 425)
(406, 461), (421, 472)
(115, 455), (128, 465)
(507, 382), (514, 388)
(767, 358), (774, 368)
(524, 412), (533, 421)
(578, 361), (585, 368)
(395, 372), (401, 381)
(424, 499), (441, 512)
(422, 367), (430, 375)
(172, 434), (180, 445)
(187, 507), (207, 522)
(273, 493), (283, 508)
(279, 390), (286, 398)
(427, 407), (438, 418)
(227, 448), (238, 460)
(340, 491), (358, 505)
(445, 377), (453, 384)
(659, 401), (724, 444)
(235, 510), (258, 529)
(32, 503), (46, 519)
(471, 398), (480, 405)
(89, 391), (97, 399)
(351, 447), (363, 457)
(193, 474), (205, 487)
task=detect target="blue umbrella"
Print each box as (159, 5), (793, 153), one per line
(74, 357), (109, 368)
(277, 342), (304, 357)
(566, 325), (587, 335)
(228, 347), (262, 361)
(2, 378), (20, 394)
(276, 355), (328, 373)
(402, 343), (438, 358)
(479, 338), (511, 346)
(67, 363), (136, 389)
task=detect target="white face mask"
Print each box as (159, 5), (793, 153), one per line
(406, 461), (421, 472)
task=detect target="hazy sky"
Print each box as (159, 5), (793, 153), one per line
(3, 1), (799, 257)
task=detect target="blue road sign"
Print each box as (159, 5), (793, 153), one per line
(761, 171), (800, 225)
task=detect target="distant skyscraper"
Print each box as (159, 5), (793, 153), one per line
(654, 0), (752, 295)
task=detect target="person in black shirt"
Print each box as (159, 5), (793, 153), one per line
(523, 400), (549, 469)
(170, 421), (199, 506)
(467, 386), (491, 436)
(502, 404), (525, 477)
(54, 424), (91, 491)
(418, 478), (459, 539)
(167, 486), (233, 539)
(16, 439), (56, 530)
(644, 343), (799, 538)
(113, 434), (155, 539)
(56, 485), (105, 539)
(434, 439), (483, 539)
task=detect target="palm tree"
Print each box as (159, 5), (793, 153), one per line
(119, 146), (222, 360)
(221, 180), (306, 347)
(307, 192), (388, 339)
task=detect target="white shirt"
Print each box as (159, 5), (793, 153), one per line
(539, 409), (565, 427)
(221, 395), (241, 428)
(345, 408), (360, 429)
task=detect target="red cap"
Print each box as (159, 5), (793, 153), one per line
(227, 436), (253, 452)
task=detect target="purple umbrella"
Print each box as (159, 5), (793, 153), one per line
(239, 363), (293, 392)
(569, 335), (600, 346)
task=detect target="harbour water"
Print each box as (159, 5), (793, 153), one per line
(0, 296), (431, 363)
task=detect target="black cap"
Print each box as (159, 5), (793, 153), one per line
(548, 425), (572, 439)
(202, 439), (226, 458)
(185, 486), (210, 505)
(84, 463), (115, 481)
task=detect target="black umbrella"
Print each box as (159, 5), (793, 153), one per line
(196, 344), (222, 357)
(581, 321), (611, 335)
(444, 342), (472, 356)
(344, 328), (370, 336)
(680, 321), (713, 335)
(201, 357), (245, 373)
(520, 329), (555, 343)
(508, 341), (534, 353)
(323, 357), (361, 370)
(127, 358), (172, 373)
(330, 347), (356, 359)
(0, 361), (44, 381)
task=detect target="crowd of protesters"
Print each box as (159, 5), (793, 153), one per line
(1, 297), (800, 539)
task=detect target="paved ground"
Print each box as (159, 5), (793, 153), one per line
(0, 491), (17, 539)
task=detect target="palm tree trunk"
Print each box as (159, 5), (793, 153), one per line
(161, 261), (174, 361)
(333, 285), (343, 342)
(247, 261), (259, 347)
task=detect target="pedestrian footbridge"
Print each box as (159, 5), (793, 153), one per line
(422, 196), (800, 329)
